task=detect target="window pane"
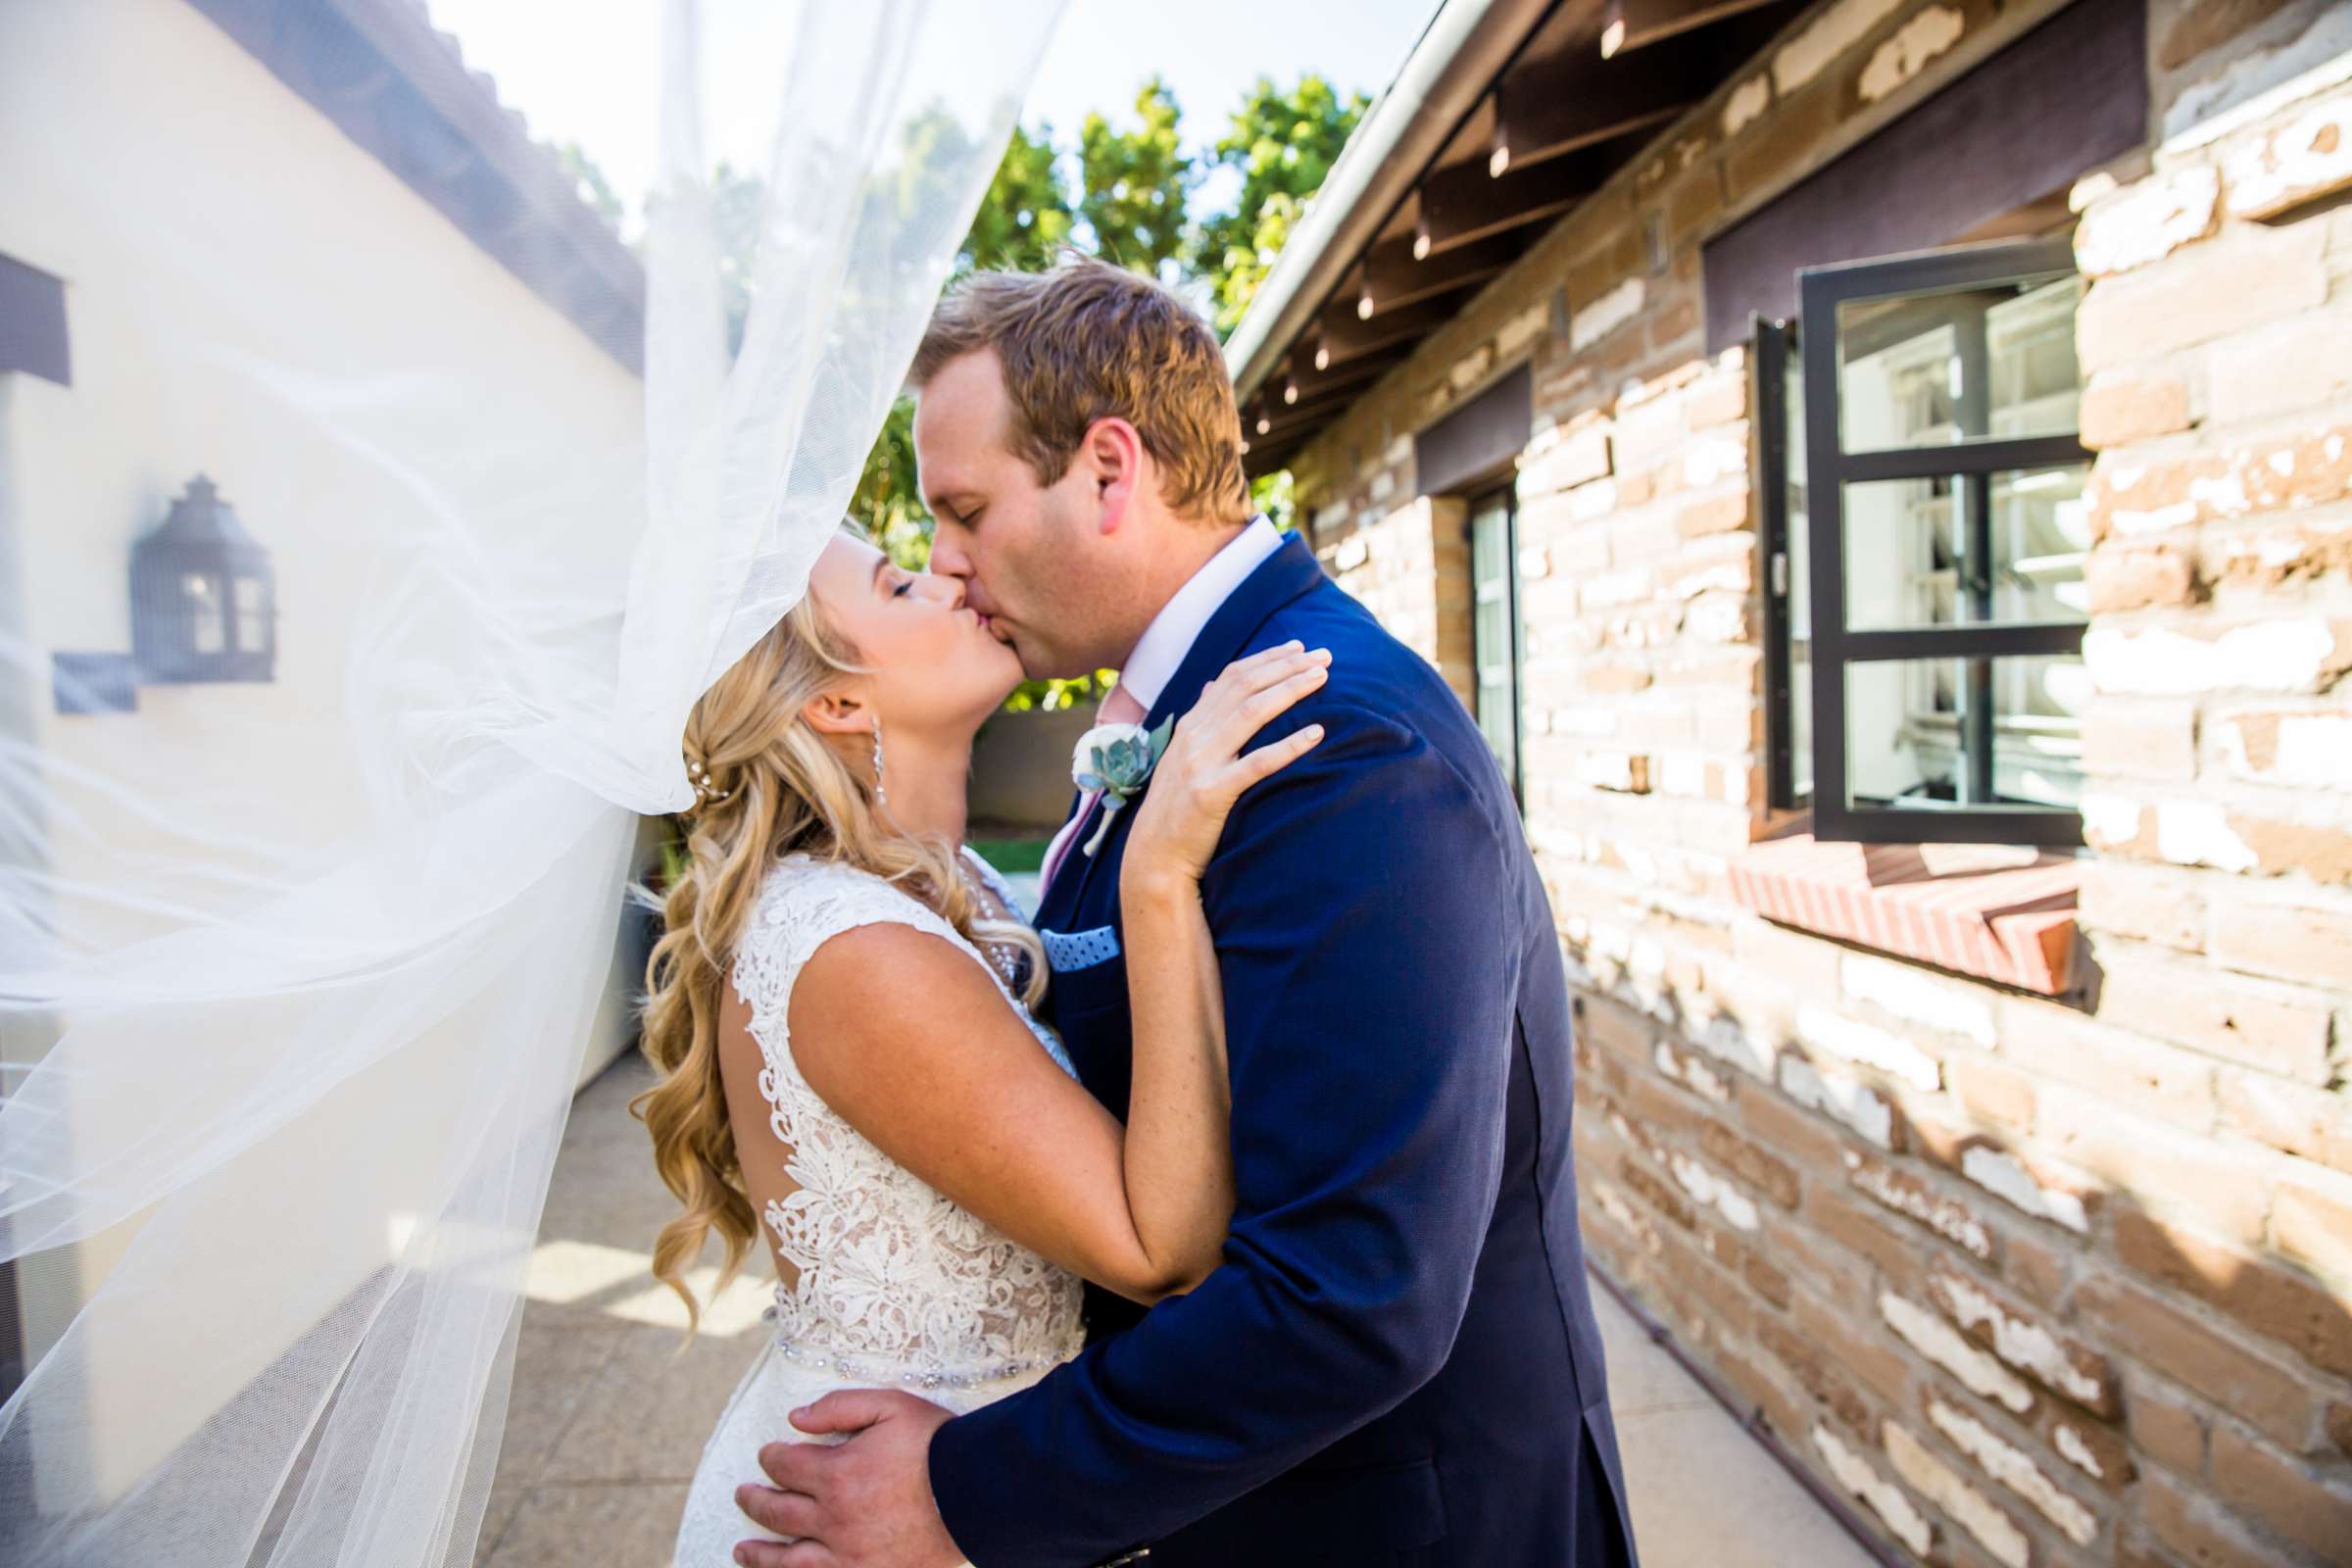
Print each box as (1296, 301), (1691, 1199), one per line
(234, 576), (267, 652)
(1843, 654), (2087, 812)
(184, 571), (225, 655)
(1841, 462), (2090, 630)
(1783, 332), (1813, 804)
(1837, 273), (2082, 451)
(1472, 503), (1509, 586)
(1469, 496), (1517, 780)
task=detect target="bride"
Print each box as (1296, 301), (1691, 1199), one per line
(635, 526), (1331, 1562)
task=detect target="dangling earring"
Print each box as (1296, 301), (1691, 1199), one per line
(870, 720), (888, 808)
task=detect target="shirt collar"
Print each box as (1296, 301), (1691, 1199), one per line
(1117, 515), (1284, 712)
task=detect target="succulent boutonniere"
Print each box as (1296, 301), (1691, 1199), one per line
(1071, 716), (1175, 858)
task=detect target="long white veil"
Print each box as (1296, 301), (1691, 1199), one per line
(0, 0), (1062, 1560)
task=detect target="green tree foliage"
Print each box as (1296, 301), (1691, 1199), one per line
(553, 140), (624, 229)
(848, 401), (933, 570)
(854, 120), (1076, 575)
(1250, 467), (1296, 534)
(857, 74), (1356, 574)
(562, 76), (1363, 708)
(1189, 75), (1369, 334)
(710, 161), (767, 357)
(865, 77), (1358, 709)
(960, 123), (1076, 273)
(1076, 79), (1192, 277)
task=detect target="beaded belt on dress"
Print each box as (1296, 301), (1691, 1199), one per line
(763, 1303), (1075, 1392)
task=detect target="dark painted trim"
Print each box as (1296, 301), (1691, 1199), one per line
(1796, 234), (2086, 849)
(180, 0), (644, 376)
(1839, 622), (2087, 662)
(1703, 0), (2149, 353)
(0, 255), (71, 387)
(1755, 315), (1800, 810)
(1415, 361), (1534, 499)
(1838, 432), (2086, 484)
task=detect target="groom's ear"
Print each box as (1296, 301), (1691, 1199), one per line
(1080, 416), (1146, 537)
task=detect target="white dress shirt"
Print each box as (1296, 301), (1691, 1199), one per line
(1037, 515), (1285, 897)
(1115, 514), (1285, 713)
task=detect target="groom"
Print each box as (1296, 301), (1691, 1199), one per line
(737, 257), (1637, 1568)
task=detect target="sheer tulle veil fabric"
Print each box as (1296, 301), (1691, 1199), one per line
(0, 1), (1062, 1561)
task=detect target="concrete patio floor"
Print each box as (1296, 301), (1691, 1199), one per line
(480, 1051), (1875, 1567)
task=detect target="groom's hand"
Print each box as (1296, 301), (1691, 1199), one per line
(734, 1390), (964, 1568)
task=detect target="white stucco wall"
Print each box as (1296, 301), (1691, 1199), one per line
(0, 0), (655, 1496)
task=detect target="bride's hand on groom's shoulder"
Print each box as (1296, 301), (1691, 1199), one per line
(1124, 641), (1332, 892)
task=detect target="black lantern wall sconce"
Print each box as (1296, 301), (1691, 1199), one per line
(130, 474), (276, 683)
(52, 474), (277, 715)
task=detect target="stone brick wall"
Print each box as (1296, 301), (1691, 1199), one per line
(1286, 1), (2352, 1564)
(2054, 60), (2352, 1563)
(1317, 489), (1476, 710)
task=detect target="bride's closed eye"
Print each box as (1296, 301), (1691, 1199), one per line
(892, 578), (914, 599)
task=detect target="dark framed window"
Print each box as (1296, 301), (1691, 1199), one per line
(1764, 235), (2089, 846)
(1757, 314), (1810, 811)
(1468, 485), (1523, 802)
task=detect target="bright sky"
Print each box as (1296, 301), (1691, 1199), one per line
(423, 0), (1438, 231)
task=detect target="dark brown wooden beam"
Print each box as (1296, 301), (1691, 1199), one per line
(1601, 0), (1788, 58)
(1247, 383), (1363, 441)
(1312, 289), (1470, 365)
(1492, 100), (1685, 176)
(1244, 382), (1355, 433)
(1240, 432), (1306, 477)
(1416, 153), (1601, 256)
(1278, 342), (1409, 405)
(1356, 231), (1527, 318)
(1490, 46), (1694, 175)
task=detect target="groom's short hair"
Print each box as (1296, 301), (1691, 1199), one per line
(912, 255), (1250, 527)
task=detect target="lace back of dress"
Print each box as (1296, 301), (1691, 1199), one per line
(727, 855), (1083, 1391)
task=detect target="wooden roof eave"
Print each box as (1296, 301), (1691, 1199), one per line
(1237, 0), (1812, 479)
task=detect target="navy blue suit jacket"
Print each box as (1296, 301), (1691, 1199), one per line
(930, 534), (1636, 1567)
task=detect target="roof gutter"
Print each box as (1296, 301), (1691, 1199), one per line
(1224, 0), (1560, 402)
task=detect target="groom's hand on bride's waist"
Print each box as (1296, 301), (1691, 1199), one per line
(734, 1390), (964, 1568)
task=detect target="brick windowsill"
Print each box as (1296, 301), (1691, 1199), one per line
(1727, 833), (2081, 995)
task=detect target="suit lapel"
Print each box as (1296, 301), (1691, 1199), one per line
(1056, 534), (1329, 919)
(1137, 533), (1326, 735)
(1034, 786), (1095, 932)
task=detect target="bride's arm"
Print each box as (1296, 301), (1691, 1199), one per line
(1111, 639), (1335, 1290)
(1106, 862), (1234, 1295)
(771, 643), (1330, 1305)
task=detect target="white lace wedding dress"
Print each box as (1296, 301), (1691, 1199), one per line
(672, 850), (1087, 1566)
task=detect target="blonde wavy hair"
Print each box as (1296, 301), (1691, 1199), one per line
(631, 550), (1047, 1331)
